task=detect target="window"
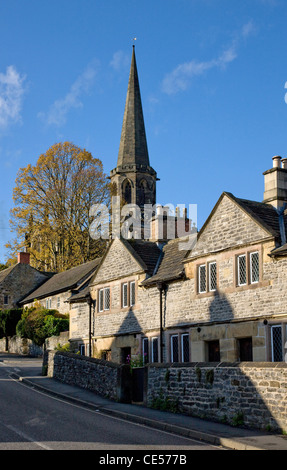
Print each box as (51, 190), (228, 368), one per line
(198, 262), (217, 293)
(122, 283), (128, 308)
(237, 254), (247, 286)
(271, 325), (283, 362)
(236, 251), (260, 287)
(3, 295), (8, 305)
(57, 297), (60, 309)
(121, 281), (136, 308)
(104, 288), (110, 311)
(250, 251), (259, 284)
(130, 281), (136, 306)
(46, 298), (52, 309)
(198, 264), (206, 293)
(142, 337), (149, 364)
(151, 337), (159, 362)
(171, 335), (179, 362)
(98, 288), (110, 312)
(209, 262), (217, 292)
(181, 334), (190, 362)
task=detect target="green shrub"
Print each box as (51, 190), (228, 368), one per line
(16, 306), (69, 346)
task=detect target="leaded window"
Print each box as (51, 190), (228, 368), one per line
(152, 337), (159, 362)
(130, 281), (136, 306)
(142, 337), (149, 364)
(250, 251), (259, 284)
(181, 334), (190, 362)
(198, 264), (206, 293)
(122, 283), (128, 308)
(237, 254), (247, 286)
(99, 289), (104, 312)
(171, 335), (179, 362)
(209, 262), (217, 291)
(104, 287), (110, 311)
(271, 325), (283, 362)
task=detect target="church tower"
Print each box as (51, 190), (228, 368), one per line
(110, 46), (158, 210)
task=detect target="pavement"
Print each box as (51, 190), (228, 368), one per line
(1, 353), (287, 451)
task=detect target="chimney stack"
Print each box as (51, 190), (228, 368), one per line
(17, 252), (30, 265)
(263, 156), (287, 209)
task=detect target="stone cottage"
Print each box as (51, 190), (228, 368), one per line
(20, 257), (101, 317)
(0, 252), (51, 310)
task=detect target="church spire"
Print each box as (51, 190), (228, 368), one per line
(110, 46), (157, 208)
(117, 45), (150, 167)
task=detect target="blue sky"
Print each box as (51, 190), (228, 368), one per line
(0, 0), (287, 262)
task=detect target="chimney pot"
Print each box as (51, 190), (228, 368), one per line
(281, 158), (287, 170)
(272, 155), (281, 168)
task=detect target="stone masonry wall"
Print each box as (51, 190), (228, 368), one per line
(47, 350), (132, 403)
(146, 362), (287, 433)
(0, 336), (43, 356)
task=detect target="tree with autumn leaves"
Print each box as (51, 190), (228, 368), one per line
(7, 142), (110, 271)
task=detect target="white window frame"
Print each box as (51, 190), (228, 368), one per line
(271, 325), (283, 362)
(250, 251), (259, 284)
(181, 333), (190, 363)
(208, 262), (217, 292)
(104, 287), (110, 311)
(142, 337), (149, 364)
(130, 281), (136, 306)
(151, 337), (159, 363)
(198, 264), (207, 293)
(122, 283), (128, 308)
(170, 334), (179, 362)
(98, 289), (104, 312)
(237, 254), (247, 286)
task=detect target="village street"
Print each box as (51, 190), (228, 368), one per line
(0, 354), (224, 452)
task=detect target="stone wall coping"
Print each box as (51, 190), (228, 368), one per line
(147, 361), (287, 369)
(50, 350), (122, 369)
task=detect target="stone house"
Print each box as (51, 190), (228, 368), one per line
(86, 238), (162, 362)
(20, 258), (101, 319)
(0, 252), (51, 310)
(143, 166), (287, 364)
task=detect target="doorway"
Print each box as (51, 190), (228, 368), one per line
(238, 337), (253, 361)
(121, 347), (131, 364)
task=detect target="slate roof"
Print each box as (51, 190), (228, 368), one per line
(125, 239), (162, 276)
(20, 257), (102, 304)
(0, 264), (17, 282)
(68, 285), (90, 302)
(269, 243), (287, 257)
(141, 237), (190, 286)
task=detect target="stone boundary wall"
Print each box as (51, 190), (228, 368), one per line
(0, 336), (43, 357)
(146, 362), (287, 433)
(46, 350), (132, 403)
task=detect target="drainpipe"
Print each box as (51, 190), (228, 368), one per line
(276, 202), (287, 246)
(86, 293), (93, 357)
(156, 281), (166, 362)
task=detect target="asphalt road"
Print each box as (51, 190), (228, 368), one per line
(0, 358), (225, 452)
